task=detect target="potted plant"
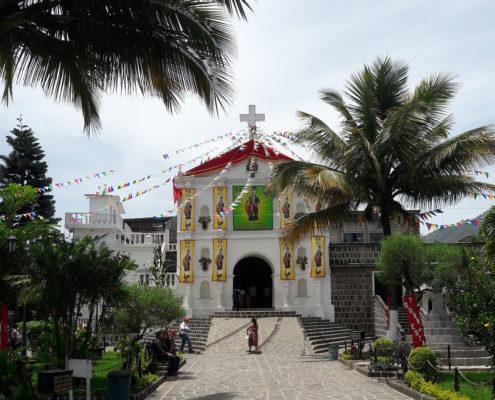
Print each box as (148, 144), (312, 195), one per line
(198, 216), (211, 230)
(199, 257), (211, 271)
(296, 255), (308, 270)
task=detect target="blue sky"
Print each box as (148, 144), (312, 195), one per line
(1, 0), (494, 234)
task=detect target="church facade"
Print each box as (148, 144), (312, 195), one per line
(174, 137), (337, 319)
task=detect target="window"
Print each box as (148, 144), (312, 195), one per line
(145, 274), (150, 286)
(343, 232), (364, 243)
(369, 232), (384, 243)
(139, 274), (144, 285)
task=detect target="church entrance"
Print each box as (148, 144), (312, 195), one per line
(233, 257), (272, 308)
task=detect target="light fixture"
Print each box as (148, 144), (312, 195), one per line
(8, 236), (17, 253)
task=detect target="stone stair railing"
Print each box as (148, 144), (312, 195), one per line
(373, 295), (388, 338)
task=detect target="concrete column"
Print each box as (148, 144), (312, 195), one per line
(216, 282), (225, 311)
(315, 280), (324, 318)
(183, 284), (193, 317)
(282, 281), (290, 310)
(431, 292), (446, 315)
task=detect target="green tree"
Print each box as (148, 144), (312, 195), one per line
(269, 56), (495, 338)
(0, 117), (56, 221)
(0, 0), (251, 134)
(0, 183), (37, 227)
(8, 233), (135, 366)
(112, 285), (183, 370)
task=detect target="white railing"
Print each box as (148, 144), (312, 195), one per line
(162, 243), (177, 251)
(115, 232), (171, 246)
(65, 211), (122, 228)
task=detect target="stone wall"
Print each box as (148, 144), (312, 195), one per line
(330, 265), (374, 333)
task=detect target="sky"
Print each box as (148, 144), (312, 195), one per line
(1, 0), (495, 235)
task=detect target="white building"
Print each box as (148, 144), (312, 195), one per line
(64, 195), (178, 288)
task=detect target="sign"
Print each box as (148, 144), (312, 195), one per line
(38, 369), (73, 395)
(179, 240), (194, 283)
(68, 359), (92, 400)
(310, 236), (326, 278)
(279, 239), (295, 280)
(213, 187), (228, 229)
(212, 239), (227, 281)
(403, 295), (426, 348)
(279, 193), (292, 229)
(180, 188), (195, 231)
(232, 185), (273, 231)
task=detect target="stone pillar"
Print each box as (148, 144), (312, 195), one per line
(183, 284), (193, 317)
(282, 281), (291, 310)
(216, 282), (225, 311)
(431, 292), (446, 315)
(315, 280), (324, 318)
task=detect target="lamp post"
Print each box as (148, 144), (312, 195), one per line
(1, 236), (17, 350)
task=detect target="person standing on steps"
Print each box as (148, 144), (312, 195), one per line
(233, 288), (241, 311)
(179, 317), (194, 353)
(247, 317), (259, 353)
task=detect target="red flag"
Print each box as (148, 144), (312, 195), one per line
(403, 295), (426, 347)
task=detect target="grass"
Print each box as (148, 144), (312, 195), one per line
(438, 371), (494, 400)
(90, 351), (124, 396)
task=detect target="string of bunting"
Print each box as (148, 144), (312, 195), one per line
(425, 218), (481, 231)
(36, 169), (114, 193)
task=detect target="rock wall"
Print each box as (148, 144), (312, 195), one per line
(330, 265), (374, 333)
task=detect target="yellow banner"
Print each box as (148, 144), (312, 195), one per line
(212, 239), (227, 281)
(279, 193), (292, 229)
(279, 239), (295, 280)
(180, 189), (195, 231)
(179, 240), (194, 283)
(311, 236), (326, 278)
(213, 187), (228, 229)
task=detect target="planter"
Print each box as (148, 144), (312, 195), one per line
(107, 370), (131, 400)
(130, 375), (166, 400)
(329, 345), (339, 360)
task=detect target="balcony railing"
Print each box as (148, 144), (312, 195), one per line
(116, 232), (170, 246)
(330, 242), (483, 266)
(65, 211), (122, 228)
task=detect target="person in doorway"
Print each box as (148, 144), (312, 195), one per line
(239, 288), (246, 308)
(161, 330), (181, 376)
(263, 286), (271, 307)
(232, 288), (241, 311)
(179, 317), (194, 353)
(247, 317), (259, 353)
(248, 284), (257, 308)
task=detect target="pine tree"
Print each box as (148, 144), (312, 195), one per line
(0, 117), (57, 221)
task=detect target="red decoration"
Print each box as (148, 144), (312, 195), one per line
(403, 295), (426, 348)
(182, 139), (292, 176)
(0, 304), (8, 350)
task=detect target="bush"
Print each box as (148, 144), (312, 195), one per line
(408, 346), (437, 375)
(404, 370), (470, 400)
(340, 350), (353, 360)
(132, 373), (158, 393)
(373, 338), (393, 355)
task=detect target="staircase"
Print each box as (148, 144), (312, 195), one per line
(424, 314), (491, 368)
(398, 307), (412, 335)
(170, 316), (212, 354)
(299, 317), (374, 354)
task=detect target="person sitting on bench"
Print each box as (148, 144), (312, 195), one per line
(161, 330), (180, 376)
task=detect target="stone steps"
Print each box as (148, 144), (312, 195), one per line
(170, 317), (212, 354)
(213, 310), (299, 318)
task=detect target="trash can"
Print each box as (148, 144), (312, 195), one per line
(328, 344), (339, 360)
(107, 370), (131, 400)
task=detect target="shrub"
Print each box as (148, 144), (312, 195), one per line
(373, 338), (393, 355)
(133, 373), (158, 392)
(404, 370), (470, 400)
(408, 346), (437, 375)
(340, 350), (353, 360)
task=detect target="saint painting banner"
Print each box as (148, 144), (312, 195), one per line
(180, 188), (195, 231)
(311, 236), (326, 278)
(279, 193), (292, 229)
(279, 239), (295, 280)
(212, 239), (227, 282)
(179, 240), (194, 283)
(213, 187), (228, 229)
(232, 185), (273, 231)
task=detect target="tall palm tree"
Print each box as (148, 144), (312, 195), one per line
(0, 0), (251, 134)
(269, 57), (495, 339)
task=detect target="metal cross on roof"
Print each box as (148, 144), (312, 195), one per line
(240, 105), (265, 139)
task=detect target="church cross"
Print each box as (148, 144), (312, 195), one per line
(240, 105), (265, 140)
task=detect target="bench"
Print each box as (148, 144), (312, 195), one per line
(368, 342), (411, 384)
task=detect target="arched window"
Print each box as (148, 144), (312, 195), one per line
(200, 280), (210, 299)
(296, 247), (308, 270)
(295, 202), (305, 218)
(199, 205), (210, 217)
(297, 279), (308, 297)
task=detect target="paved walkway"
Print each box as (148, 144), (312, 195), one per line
(148, 352), (411, 400)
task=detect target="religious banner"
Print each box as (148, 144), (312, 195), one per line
(232, 185), (273, 230)
(212, 239), (227, 282)
(403, 295), (427, 348)
(310, 236), (326, 278)
(279, 239), (295, 280)
(179, 240), (194, 283)
(180, 189), (195, 231)
(213, 187), (228, 229)
(279, 193), (292, 229)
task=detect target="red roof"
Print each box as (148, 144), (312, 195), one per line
(182, 139), (292, 176)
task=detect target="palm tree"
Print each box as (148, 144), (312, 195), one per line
(0, 0), (251, 134)
(270, 56), (495, 339)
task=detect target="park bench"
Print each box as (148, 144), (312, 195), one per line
(368, 342), (411, 384)
(144, 340), (186, 376)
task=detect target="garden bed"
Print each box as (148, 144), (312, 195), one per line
(437, 371), (494, 400)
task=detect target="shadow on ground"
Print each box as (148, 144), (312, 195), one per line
(189, 393), (236, 400)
